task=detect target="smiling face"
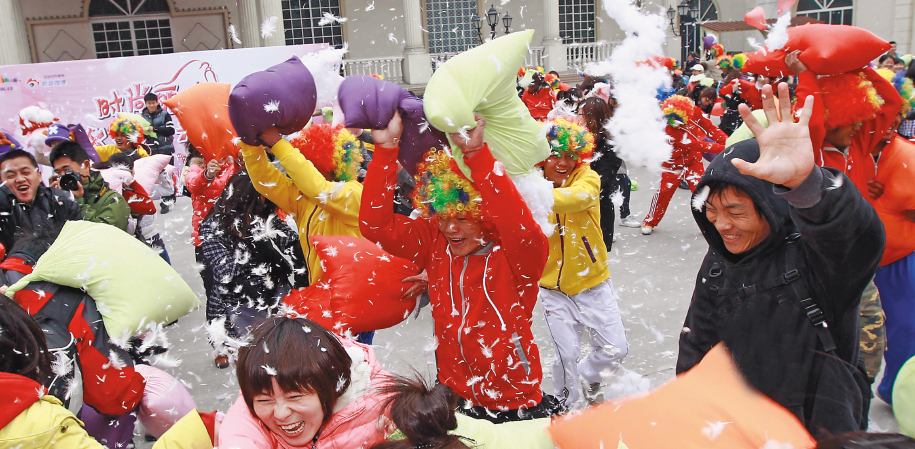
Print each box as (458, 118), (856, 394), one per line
(145, 100), (158, 113)
(542, 152), (578, 188)
(881, 58), (897, 70)
(113, 133), (133, 150)
(438, 216), (487, 256)
(705, 186), (771, 254)
(253, 379), (324, 447)
(1, 157), (41, 204)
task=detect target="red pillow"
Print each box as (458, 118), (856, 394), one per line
(163, 83), (239, 161)
(744, 24), (890, 77)
(282, 235), (420, 335)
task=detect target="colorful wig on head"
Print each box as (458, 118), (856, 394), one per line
(716, 55), (733, 70)
(543, 118), (595, 163)
(108, 116), (145, 145)
(411, 148), (483, 221)
(731, 53), (748, 71)
(287, 123), (364, 182)
(709, 44), (725, 59)
(545, 73), (561, 91)
(817, 72), (884, 129)
(877, 67), (915, 114)
(662, 95), (695, 127)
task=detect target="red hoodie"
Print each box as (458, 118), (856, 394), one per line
(666, 106), (728, 167)
(360, 144), (549, 410)
(0, 373), (42, 429)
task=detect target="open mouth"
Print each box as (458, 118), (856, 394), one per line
(16, 185), (30, 194)
(721, 234), (740, 242)
(449, 238), (466, 245)
(278, 421), (305, 436)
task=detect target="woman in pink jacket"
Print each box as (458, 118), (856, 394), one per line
(218, 316), (392, 449)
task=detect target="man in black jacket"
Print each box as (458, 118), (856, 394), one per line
(677, 83), (885, 438)
(0, 149), (81, 251)
(141, 92), (177, 212)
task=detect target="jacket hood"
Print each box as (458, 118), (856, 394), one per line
(0, 373), (43, 429)
(692, 138), (794, 263)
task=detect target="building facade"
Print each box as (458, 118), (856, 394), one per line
(0, 0), (909, 87)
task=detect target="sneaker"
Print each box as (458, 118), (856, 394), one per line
(612, 234), (617, 243)
(679, 180), (689, 189)
(215, 354), (230, 369)
(159, 202), (171, 214)
(641, 225), (653, 235)
(619, 216), (641, 228)
(583, 382), (604, 405)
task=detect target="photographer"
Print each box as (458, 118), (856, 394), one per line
(49, 141), (130, 232)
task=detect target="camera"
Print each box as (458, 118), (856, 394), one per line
(58, 170), (81, 191)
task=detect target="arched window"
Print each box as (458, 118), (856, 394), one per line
(559, 0), (596, 44)
(691, 0), (718, 22)
(282, 0), (344, 47)
(797, 0), (853, 25)
(90, 0), (173, 58)
(425, 0), (478, 54)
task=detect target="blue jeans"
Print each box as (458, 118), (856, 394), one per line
(356, 331), (375, 345)
(874, 251), (915, 403)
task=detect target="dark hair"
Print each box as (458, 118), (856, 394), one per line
(144, 93), (158, 102)
(704, 179), (762, 218)
(879, 54), (895, 64)
(528, 72), (549, 95)
(816, 432), (915, 448)
(0, 296), (51, 384)
(548, 70), (560, 77)
(579, 97), (612, 137)
(93, 152), (136, 171)
(236, 316), (352, 423)
(370, 375), (469, 449)
(890, 41), (897, 45)
(577, 75), (607, 95)
(0, 149), (38, 170)
(723, 68), (742, 84)
(202, 169), (278, 241)
(700, 87), (718, 101)
(894, 57), (905, 65)
(49, 140), (90, 166)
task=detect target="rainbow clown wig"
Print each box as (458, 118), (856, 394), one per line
(716, 55), (733, 70)
(817, 72), (884, 130)
(543, 118), (595, 163)
(877, 67), (915, 114)
(709, 44), (725, 59)
(411, 148), (483, 221)
(731, 53), (748, 71)
(287, 123), (364, 182)
(108, 117), (145, 145)
(662, 95), (695, 127)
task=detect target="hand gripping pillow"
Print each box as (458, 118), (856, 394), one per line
(744, 24), (891, 77)
(423, 29), (550, 179)
(282, 235), (420, 336)
(548, 344), (815, 449)
(133, 154), (171, 195)
(338, 75), (448, 175)
(229, 57), (317, 146)
(163, 83), (239, 161)
(5, 221), (199, 338)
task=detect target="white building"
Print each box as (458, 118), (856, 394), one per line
(0, 0), (908, 88)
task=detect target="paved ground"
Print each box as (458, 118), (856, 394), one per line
(136, 163), (899, 445)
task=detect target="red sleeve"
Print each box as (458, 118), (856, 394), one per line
(358, 146), (434, 269)
(695, 109), (728, 145)
(186, 163), (236, 201)
(795, 71), (826, 164)
(68, 303), (145, 414)
(464, 145), (549, 286)
(852, 68), (903, 156)
(739, 80), (764, 110)
(123, 182), (157, 215)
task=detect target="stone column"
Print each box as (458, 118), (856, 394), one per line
(0, 0), (33, 65)
(541, 0), (567, 72)
(260, 0), (287, 47)
(401, 0), (432, 85)
(894, 0), (915, 54)
(237, 0), (263, 48)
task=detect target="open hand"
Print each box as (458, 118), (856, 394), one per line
(372, 113), (404, 149)
(733, 83), (815, 189)
(401, 270), (428, 300)
(448, 113), (486, 158)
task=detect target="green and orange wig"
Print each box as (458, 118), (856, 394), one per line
(411, 148), (483, 221)
(287, 123), (364, 182)
(662, 95), (695, 127)
(108, 117), (144, 145)
(543, 118), (596, 163)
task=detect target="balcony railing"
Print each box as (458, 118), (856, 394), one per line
(341, 56), (404, 84)
(566, 41), (619, 70)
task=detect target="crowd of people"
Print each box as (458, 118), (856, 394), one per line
(1, 22), (915, 449)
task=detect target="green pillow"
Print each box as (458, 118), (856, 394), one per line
(725, 109), (768, 148)
(895, 356), (915, 438)
(6, 221), (199, 338)
(423, 29), (550, 179)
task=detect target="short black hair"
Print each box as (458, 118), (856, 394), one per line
(890, 41), (897, 45)
(144, 93), (158, 102)
(49, 140), (89, 166)
(704, 179), (762, 218)
(879, 54), (895, 64)
(0, 295), (51, 384)
(0, 149), (38, 170)
(549, 70), (560, 76)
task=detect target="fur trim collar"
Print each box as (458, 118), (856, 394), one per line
(332, 346), (373, 414)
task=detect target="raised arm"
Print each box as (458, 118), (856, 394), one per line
(240, 142), (302, 216)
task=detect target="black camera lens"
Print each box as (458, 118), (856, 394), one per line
(58, 170), (81, 191)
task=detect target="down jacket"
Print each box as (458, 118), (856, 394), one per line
(185, 161), (237, 246)
(0, 184), (81, 251)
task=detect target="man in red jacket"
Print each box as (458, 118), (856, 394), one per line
(641, 95), (728, 235)
(360, 113), (552, 423)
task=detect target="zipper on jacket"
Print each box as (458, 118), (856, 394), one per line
(582, 236), (597, 263)
(303, 206), (320, 283)
(555, 213), (565, 290)
(456, 255), (480, 404)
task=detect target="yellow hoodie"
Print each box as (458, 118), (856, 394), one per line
(540, 165), (610, 296)
(241, 140), (363, 284)
(0, 395), (103, 449)
(95, 145), (149, 162)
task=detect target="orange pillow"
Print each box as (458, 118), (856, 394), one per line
(282, 235), (420, 335)
(744, 24), (890, 77)
(548, 344), (816, 449)
(163, 83), (239, 161)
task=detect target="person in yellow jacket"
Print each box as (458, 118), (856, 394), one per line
(0, 296), (103, 449)
(152, 409), (222, 449)
(94, 117), (150, 162)
(539, 119), (628, 409)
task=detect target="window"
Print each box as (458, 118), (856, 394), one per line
(425, 0), (478, 54)
(797, 0), (853, 25)
(559, 0), (595, 44)
(282, 0), (344, 47)
(690, 0), (718, 22)
(90, 0), (174, 58)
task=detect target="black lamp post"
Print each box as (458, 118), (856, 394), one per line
(472, 13), (483, 44)
(486, 5), (499, 40)
(502, 12), (512, 34)
(473, 5), (511, 44)
(668, 0), (700, 70)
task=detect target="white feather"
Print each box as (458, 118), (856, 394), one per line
(260, 16), (279, 39)
(317, 12), (348, 26)
(51, 351), (72, 378)
(228, 24), (242, 44)
(691, 185), (710, 211)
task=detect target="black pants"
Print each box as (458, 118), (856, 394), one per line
(594, 165), (620, 251)
(612, 174), (632, 219)
(455, 393), (562, 424)
(195, 246), (218, 324)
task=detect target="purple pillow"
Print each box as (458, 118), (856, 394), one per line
(229, 57), (317, 146)
(338, 75), (447, 175)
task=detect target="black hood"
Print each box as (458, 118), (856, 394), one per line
(692, 138), (795, 263)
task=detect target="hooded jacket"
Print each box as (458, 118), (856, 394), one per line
(360, 144), (549, 411)
(676, 139), (885, 438)
(0, 184), (81, 251)
(185, 162), (238, 247)
(79, 171), (130, 231)
(218, 340), (391, 449)
(0, 373), (103, 449)
(540, 165), (610, 296)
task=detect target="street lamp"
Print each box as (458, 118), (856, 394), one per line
(486, 5), (499, 40)
(472, 13), (482, 44)
(502, 12), (512, 34)
(667, 0), (698, 69)
(473, 5), (512, 44)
